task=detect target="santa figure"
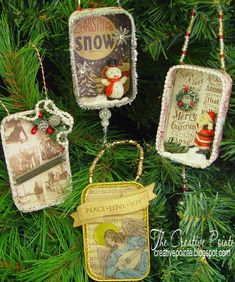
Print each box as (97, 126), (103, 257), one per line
(194, 111), (216, 158)
(101, 59), (127, 100)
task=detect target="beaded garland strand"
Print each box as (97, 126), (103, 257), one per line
(218, 8), (225, 70)
(180, 7), (226, 69)
(180, 10), (197, 64)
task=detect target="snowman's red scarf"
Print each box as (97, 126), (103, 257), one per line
(105, 77), (121, 97)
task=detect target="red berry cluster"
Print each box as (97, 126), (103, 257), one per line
(31, 111), (54, 135)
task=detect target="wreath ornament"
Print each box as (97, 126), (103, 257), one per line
(176, 85), (199, 111)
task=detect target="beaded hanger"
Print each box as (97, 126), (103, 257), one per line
(180, 6), (226, 70)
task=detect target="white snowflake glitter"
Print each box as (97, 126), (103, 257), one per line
(112, 26), (131, 46)
(76, 62), (92, 78)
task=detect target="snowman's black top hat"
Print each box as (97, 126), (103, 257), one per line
(108, 59), (118, 67)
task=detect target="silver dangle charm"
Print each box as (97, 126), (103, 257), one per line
(99, 108), (111, 145)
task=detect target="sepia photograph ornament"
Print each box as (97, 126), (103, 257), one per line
(156, 7), (232, 169)
(71, 140), (156, 281)
(69, 0), (137, 143)
(0, 46), (74, 212)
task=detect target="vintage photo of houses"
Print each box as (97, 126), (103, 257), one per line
(3, 117), (71, 211)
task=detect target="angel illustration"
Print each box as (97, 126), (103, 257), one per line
(94, 217), (148, 279)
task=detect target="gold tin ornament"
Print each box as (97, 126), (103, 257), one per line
(71, 140), (156, 281)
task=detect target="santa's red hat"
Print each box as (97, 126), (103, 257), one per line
(207, 111), (216, 123)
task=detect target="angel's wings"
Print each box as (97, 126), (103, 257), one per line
(96, 246), (111, 277)
(122, 217), (147, 237)
(96, 217), (147, 276)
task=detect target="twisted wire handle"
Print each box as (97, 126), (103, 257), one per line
(32, 44), (48, 99)
(89, 140), (144, 183)
(0, 44), (49, 116)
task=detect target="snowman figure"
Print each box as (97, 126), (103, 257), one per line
(101, 59), (127, 100)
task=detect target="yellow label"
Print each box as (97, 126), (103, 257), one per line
(74, 16), (116, 60)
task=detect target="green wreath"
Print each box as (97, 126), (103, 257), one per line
(176, 85), (199, 111)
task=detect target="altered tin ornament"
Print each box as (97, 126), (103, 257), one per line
(71, 140), (156, 281)
(69, 2), (137, 143)
(0, 46), (74, 212)
(156, 8), (232, 169)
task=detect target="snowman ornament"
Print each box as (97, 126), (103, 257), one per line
(101, 59), (127, 100)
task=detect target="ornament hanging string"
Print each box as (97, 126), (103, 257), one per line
(31, 44), (48, 100)
(77, 0), (82, 10)
(182, 165), (188, 192)
(0, 100), (10, 116)
(117, 0), (122, 7)
(180, 6), (226, 70)
(28, 45), (74, 146)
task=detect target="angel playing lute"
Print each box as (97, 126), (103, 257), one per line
(94, 217), (149, 279)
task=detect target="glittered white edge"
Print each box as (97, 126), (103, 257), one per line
(69, 7), (138, 110)
(156, 64), (233, 169)
(1, 111), (72, 213)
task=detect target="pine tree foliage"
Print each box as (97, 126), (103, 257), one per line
(0, 0), (234, 281)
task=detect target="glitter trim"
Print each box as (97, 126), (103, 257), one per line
(1, 110), (73, 212)
(156, 64), (232, 169)
(69, 7), (138, 110)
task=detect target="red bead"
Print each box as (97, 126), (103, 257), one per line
(31, 125), (38, 135)
(220, 54), (225, 58)
(192, 11), (196, 16)
(185, 32), (190, 36)
(46, 127), (54, 135)
(218, 35), (224, 39)
(219, 14), (224, 19)
(38, 111), (44, 118)
(76, 6), (82, 11)
(182, 50), (187, 55)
